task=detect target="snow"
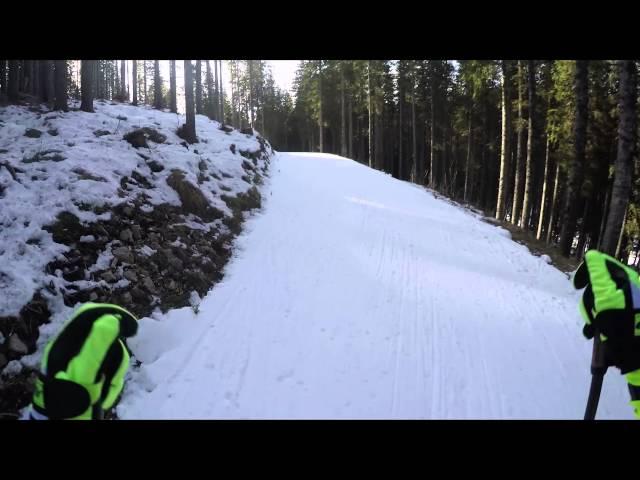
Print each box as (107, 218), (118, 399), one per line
(118, 152), (634, 419)
(2, 360), (23, 377)
(0, 101), (269, 319)
(87, 244), (115, 273)
(137, 245), (157, 257)
(79, 235), (96, 243)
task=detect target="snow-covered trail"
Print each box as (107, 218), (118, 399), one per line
(119, 152), (633, 419)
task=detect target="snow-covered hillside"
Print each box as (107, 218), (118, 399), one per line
(0, 101), (271, 402)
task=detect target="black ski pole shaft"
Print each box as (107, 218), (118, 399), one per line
(584, 335), (608, 420)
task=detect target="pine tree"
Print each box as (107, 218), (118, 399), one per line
(182, 60), (197, 144)
(559, 61), (588, 256)
(196, 60), (203, 115)
(154, 60), (163, 110)
(601, 61), (637, 255)
(54, 60), (68, 111)
(169, 60), (177, 113)
(80, 60), (95, 112)
(520, 60), (536, 230)
(496, 61), (512, 220)
(8, 60), (19, 102)
(132, 60), (138, 106)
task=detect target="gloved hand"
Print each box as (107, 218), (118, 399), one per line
(573, 250), (640, 418)
(30, 303), (138, 420)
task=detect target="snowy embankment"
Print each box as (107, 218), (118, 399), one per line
(119, 152), (633, 419)
(0, 100), (271, 414)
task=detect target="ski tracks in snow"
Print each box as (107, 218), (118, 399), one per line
(120, 152), (634, 419)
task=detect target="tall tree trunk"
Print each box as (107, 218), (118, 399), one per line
(559, 60), (589, 256)
(601, 60), (637, 256)
(23, 60), (31, 94)
(8, 60), (19, 102)
(341, 63), (347, 157)
(597, 183), (612, 250)
(213, 60), (219, 120)
(205, 61), (213, 119)
(231, 62), (237, 127)
(511, 61), (525, 225)
(399, 83), (404, 180)
(80, 60), (95, 112)
(615, 208), (629, 260)
(575, 199), (591, 260)
(33, 60), (40, 99)
(318, 61), (324, 152)
(429, 69), (435, 187)
(46, 60), (55, 106)
(411, 76), (417, 181)
(169, 60), (177, 113)
(143, 61), (147, 104)
(0, 60), (6, 96)
(132, 60), (138, 106)
(53, 60), (68, 111)
(218, 60), (224, 123)
(248, 61), (254, 128)
(153, 60), (162, 109)
(546, 163), (562, 244)
(536, 136), (552, 240)
(195, 60), (203, 115)
(496, 60), (512, 220)
(368, 61), (374, 168)
(183, 60), (197, 144)
(348, 97), (353, 158)
(120, 60), (127, 100)
(464, 107), (472, 202)
(376, 107), (384, 171)
(18, 60), (24, 93)
(38, 60), (47, 102)
(520, 60), (536, 230)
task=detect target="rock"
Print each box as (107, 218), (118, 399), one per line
(113, 246), (133, 263)
(100, 271), (117, 283)
(8, 334), (28, 355)
(0, 353), (7, 370)
(166, 170), (224, 222)
(142, 276), (156, 293)
(48, 128), (59, 136)
(120, 229), (133, 243)
(148, 160), (164, 173)
(131, 225), (143, 240)
(43, 211), (82, 245)
(124, 270), (138, 282)
(123, 129), (148, 148)
(24, 128), (43, 138)
(123, 128), (166, 149)
(229, 144), (237, 154)
(131, 170), (152, 188)
(123, 206), (134, 217)
(89, 291), (99, 301)
(121, 292), (133, 304)
(131, 287), (146, 301)
(168, 256), (184, 271)
(168, 280), (177, 291)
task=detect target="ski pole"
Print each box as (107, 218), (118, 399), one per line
(584, 335), (608, 420)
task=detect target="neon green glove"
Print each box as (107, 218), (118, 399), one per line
(30, 303), (137, 420)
